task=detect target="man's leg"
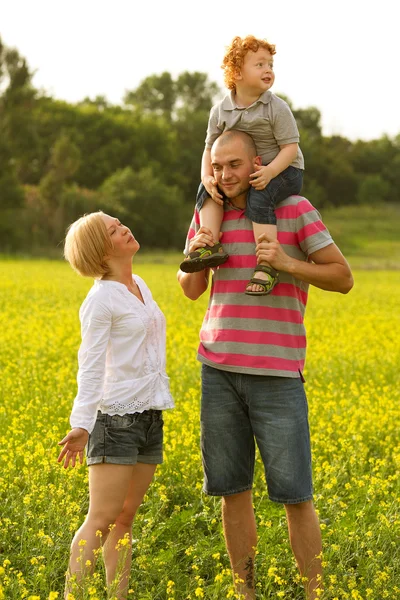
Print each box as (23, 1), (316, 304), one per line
(222, 490), (257, 600)
(284, 501), (322, 600)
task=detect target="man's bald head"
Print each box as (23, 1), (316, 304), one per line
(212, 130), (257, 159)
(210, 130), (261, 204)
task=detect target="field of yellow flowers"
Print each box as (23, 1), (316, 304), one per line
(0, 260), (399, 600)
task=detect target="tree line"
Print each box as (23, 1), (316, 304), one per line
(1, 35), (399, 253)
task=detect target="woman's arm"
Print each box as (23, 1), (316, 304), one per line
(70, 299), (112, 433)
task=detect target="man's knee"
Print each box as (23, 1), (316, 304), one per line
(284, 499), (316, 518)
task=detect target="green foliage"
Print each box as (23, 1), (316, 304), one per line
(1, 35), (400, 253)
(356, 174), (390, 204)
(100, 166), (192, 248)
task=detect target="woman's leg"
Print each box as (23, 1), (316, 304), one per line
(64, 463), (135, 598)
(103, 462), (157, 599)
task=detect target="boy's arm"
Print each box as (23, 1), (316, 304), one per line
(250, 143), (298, 190)
(201, 148), (223, 204)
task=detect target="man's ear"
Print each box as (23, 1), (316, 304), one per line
(254, 156), (262, 167)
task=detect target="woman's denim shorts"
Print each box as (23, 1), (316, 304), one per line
(200, 364), (313, 504)
(87, 410), (164, 466)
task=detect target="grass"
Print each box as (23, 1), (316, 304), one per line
(0, 261), (399, 599)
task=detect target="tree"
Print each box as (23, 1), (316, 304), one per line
(100, 166), (191, 248)
(356, 174), (390, 205)
(39, 133), (81, 244)
(0, 36), (38, 182)
(124, 72), (176, 121)
(124, 71), (220, 120)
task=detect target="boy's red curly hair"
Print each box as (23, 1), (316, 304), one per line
(222, 35), (276, 90)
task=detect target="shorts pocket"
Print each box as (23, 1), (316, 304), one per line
(106, 414), (138, 429)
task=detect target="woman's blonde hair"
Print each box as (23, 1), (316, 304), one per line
(222, 35), (276, 90)
(64, 211), (114, 278)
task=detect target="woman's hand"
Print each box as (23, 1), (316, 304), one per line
(57, 428), (89, 469)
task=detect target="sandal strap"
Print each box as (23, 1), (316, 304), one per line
(185, 242), (223, 260)
(252, 265), (279, 278)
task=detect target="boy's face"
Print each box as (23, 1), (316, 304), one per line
(237, 48), (275, 94)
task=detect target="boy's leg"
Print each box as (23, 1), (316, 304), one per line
(246, 167), (303, 294)
(180, 183), (228, 273)
(200, 196), (224, 244)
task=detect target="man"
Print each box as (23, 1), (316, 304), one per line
(177, 130), (353, 600)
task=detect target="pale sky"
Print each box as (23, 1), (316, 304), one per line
(1, 0), (399, 141)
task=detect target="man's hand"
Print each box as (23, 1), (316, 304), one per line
(256, 234), (294, 273)
(249, 165), (273, 190)
(203, 175), (224, 206)
(57, 427), (89, 469)
(188, 226), (216, 254)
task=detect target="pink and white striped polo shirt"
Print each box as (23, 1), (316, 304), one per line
(184, 196), (333, 378)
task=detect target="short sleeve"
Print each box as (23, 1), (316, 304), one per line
(295, 198), (334, 256)
(205, 105), (223, 148)
(272, 100), (300, 146)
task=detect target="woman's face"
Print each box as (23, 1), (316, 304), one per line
(102, 214), (140, 259)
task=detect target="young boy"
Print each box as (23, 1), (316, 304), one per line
(180, 35), (304, 295)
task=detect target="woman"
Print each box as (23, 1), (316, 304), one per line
(58, 211), (174, 599)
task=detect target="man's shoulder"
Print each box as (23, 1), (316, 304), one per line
(274, 195), (317, 218)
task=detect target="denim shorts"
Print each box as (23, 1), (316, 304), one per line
(200, 364), (313, 504)
(195, 166), (303, 225)
(87, 410), (164, 466)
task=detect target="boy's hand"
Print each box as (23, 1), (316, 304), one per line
(250, 165), (273, 190)
(57, 427), (89, 469)
(203, 175), (224, 206)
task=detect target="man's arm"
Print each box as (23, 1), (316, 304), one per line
(177, 226), (213, 300)
(256, 236), (354, 294)
(177, 269), (210, 301)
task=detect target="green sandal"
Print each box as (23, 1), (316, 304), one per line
(180, 242), (229, 273)
(245, 265), (279, 296)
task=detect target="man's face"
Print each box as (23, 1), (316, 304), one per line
(211, 139), (257, 200)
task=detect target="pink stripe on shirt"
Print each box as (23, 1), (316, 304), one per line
(205, 304), (303, 324)
(275, 198), (314, 219)
(212, 279), (308, 305)
(297, 221), (327, 243)
(198, 345), (304, 372)
(201, 328), (306, 348)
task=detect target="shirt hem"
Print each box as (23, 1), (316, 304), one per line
(197, 355), (301, 378)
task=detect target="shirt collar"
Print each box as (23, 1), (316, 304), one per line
(222, 90), (272, 111)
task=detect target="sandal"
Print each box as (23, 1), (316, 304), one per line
(180, 242), (229, 273)
(245, 265), (279, 296)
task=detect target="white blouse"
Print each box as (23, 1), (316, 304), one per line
(70, 275), (174, 434)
